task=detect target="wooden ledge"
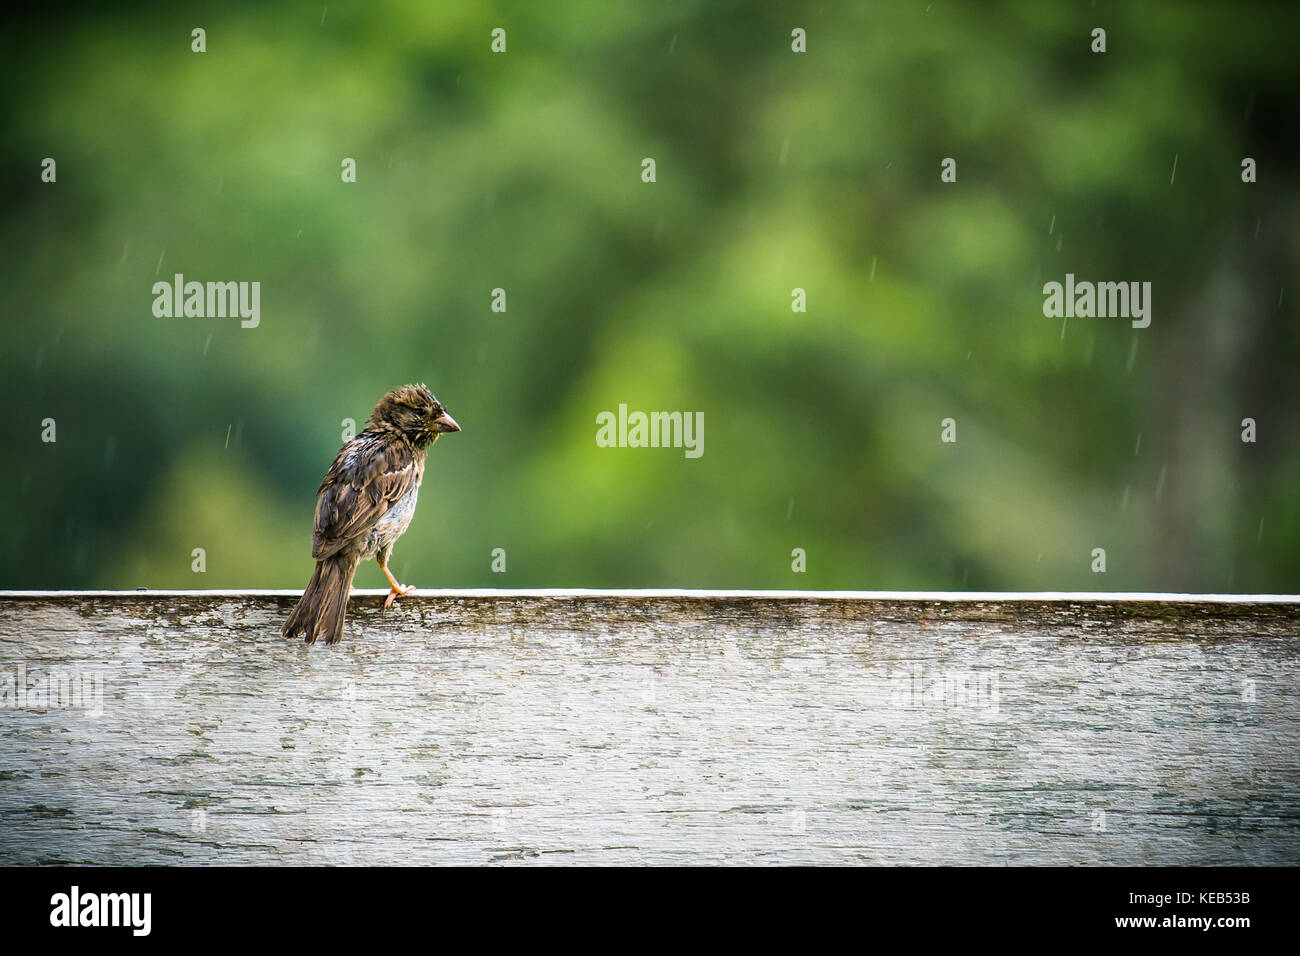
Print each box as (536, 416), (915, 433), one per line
(1, 589), (1297, 864)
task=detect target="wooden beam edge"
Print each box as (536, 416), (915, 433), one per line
(1, 589), (1297, 603)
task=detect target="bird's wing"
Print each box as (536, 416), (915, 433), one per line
(311, 435), (425, 560)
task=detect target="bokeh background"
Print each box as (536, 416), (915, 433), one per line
(2, 1), (1297, 592)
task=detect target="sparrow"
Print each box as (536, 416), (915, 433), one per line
(282, 384), (460, 645)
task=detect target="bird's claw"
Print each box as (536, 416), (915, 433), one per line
(383, 584), (417, 611)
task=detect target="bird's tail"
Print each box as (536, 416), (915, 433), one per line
(282, 553), (362, 645)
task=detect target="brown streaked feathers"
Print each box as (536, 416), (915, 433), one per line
(282, 384), (460, 645)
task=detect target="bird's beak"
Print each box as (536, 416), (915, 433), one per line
(433, 411), (461, 433)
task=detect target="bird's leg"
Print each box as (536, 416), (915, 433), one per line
(376, 555), (416, 610)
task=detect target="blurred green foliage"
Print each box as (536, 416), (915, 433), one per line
(2, 1), (1297, 592)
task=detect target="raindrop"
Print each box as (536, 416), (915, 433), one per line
(1155, 463), (1167, 500)
(155, 249), (166, 276)
(1169, 154), (1178, 185)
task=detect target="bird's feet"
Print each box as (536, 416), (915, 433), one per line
(383, 583), (417, 611)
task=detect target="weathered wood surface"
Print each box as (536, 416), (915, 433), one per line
(1, 590), (1297, 865)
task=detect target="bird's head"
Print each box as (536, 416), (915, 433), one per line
(368, 383), (460, 447)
